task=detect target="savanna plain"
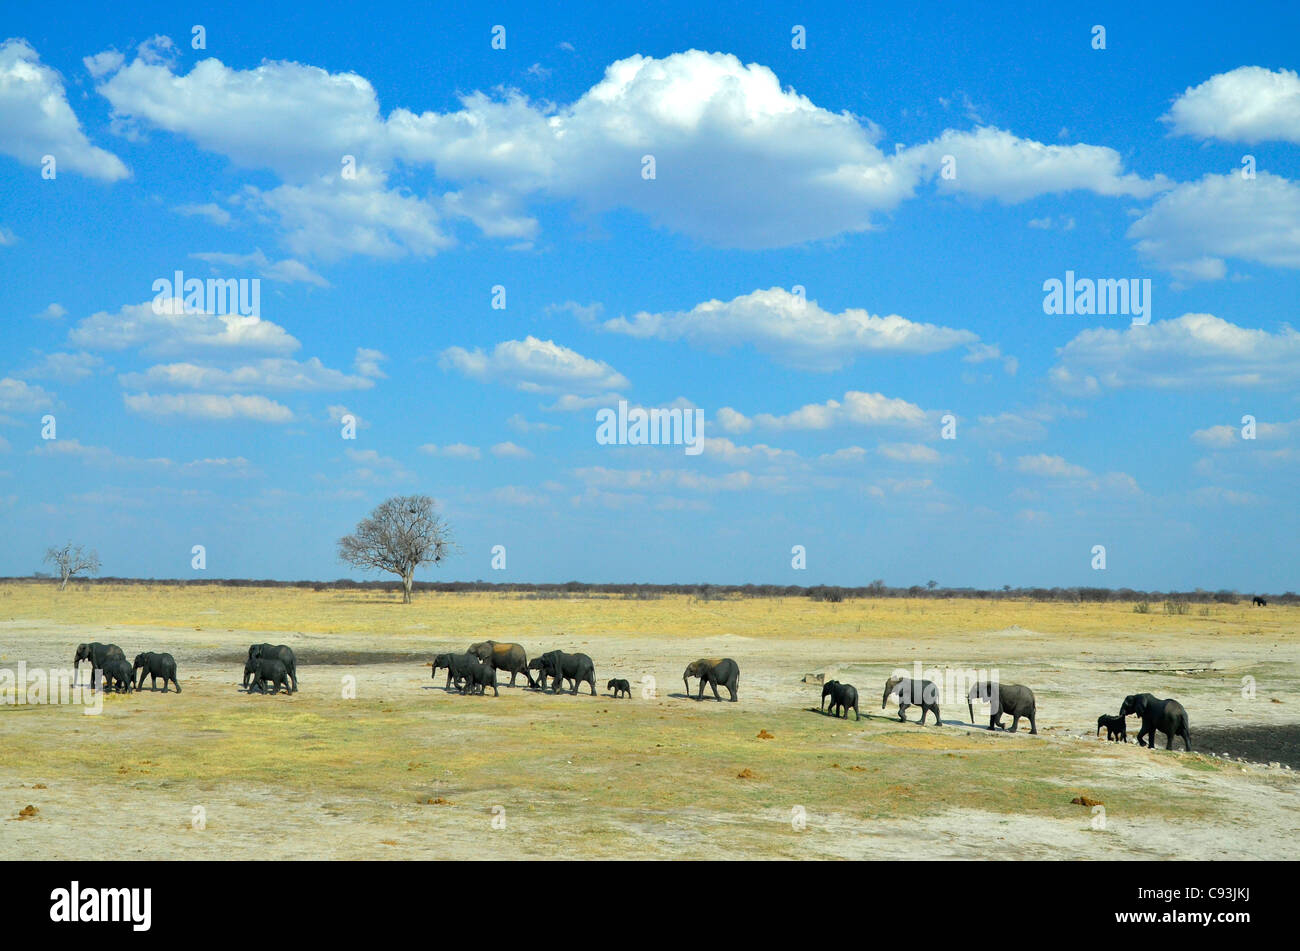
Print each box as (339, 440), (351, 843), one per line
(2, 582), (1297, 860)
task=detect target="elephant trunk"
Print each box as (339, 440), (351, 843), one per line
(968, 700), (975, 724)
(683, 677), (690, 696)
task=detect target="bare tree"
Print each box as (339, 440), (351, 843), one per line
(337, 495), (455, 603)
(43, 542), (101, 591)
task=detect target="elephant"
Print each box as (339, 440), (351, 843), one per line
(820, 680), (839, 713)
(1253, 596), (1268, 607)
(244, 657), (292, 694)
(1097, 714), (1127, 742)
(468, 640), (535, 687)
(683, 658), (739, 702)
(132, 652), (181, 692)
(101, 658), (134, 693)
(433, 652), (479, 691)
(460, 660), (499, 696)
(607, 678), (631, 699)
(1120, 693), (1191, 751)
(822, 680), (860, 720)
(536, 650), (597, 695)
(882, 676), (942, 725)
(74, 642), (125, 690)
(967, 680), (1037, 734)
(247, 644), (297, 692)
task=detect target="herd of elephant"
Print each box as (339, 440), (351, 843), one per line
(821, 674), (1192, 751)
(73, 642), (181, 693)
(432, 641), (741, 701)
(71, 641), (295, 695)
(72, 638), (1192, 750)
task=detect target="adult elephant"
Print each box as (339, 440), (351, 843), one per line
(247, 644), (297, 693)
(468, 640), (534, 687)
(967, 680), (1037, 734)
(133, 652), (182, 693)
(883, 676), (942, 725)
(537, 650), (597, 696)
(683, 658), (739, 702)
(1120, 693), (1191, 751)
(74, 642), (125, 691)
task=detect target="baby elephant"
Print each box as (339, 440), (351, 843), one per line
(1096, 714), (1127, 742)
(822, 680), (860, 720)
(101, 658), (134, 693)
(133, 652), (181, 693)
(460, 660), (499, 697)
(245, 657), (292, 695)
(607, 678), (631, 699)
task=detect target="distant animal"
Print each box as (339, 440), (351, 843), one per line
(74, 642), (126, 690)
(607, 678), (631, 699)
(132, 652), (181, 692)
(244, 657), (292, 695)
(432, 652), (478, 691)
(460, 660), (499, 697)
(682, 658), (739, 702)
(468, 640), (534, 687)
(1120, 693), (1191, 751)
(535, 650), (597, 695)
(101, 658), (134, 693)
(247, 644), (297, 692)
(1253, 596), (1268, 607)
(822, 680), (860, 720)
(882, 676), (942, 726)
(967, 680), (1037, 734)
(1096, 714), (1127, 742)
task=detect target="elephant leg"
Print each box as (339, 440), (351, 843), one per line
(1009, 715), (1021, 734)
(931, 705), (942, 726)
(1181, 728), (1191, 751)
(897, 701), (909, 723)
(1028, 714), (1037, 735)
(728, 683), (737, 702)
(1165, 732), (1175, 751)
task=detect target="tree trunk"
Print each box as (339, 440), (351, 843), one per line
(402, 571), (413, 603)
(59, 568), (69, 591)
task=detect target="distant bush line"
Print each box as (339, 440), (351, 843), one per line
(4, 576), (1294, 604)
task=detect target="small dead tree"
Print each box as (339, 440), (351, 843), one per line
(43, 542), (101, 590)
(337, 495), (455, 603)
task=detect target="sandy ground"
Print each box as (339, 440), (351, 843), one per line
(2, 590), (1298, 860)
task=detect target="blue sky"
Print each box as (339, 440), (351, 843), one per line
(1, 1), (1298, 588)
